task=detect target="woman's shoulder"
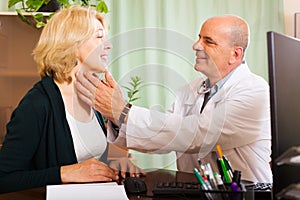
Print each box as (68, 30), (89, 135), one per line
(17, 77), (58, 112)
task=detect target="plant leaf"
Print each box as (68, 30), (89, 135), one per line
(122, 75), (143, 103)
(129, 97), (141, 102)
(132, 91), (140, 97)
(58, 0), (71, 8)
(8, 0), (23, 8)
(122, 86), (131, 91)
(26, 0), (44, 11)
(36, 21), (46, 28)
(96, 0), (108, 13)
(81, 0), (89, 6)
(44, 0), (51, 5)
(46, 13), (54, 23)
(16, 9), (31, 25)
(33, 13), (44, 21)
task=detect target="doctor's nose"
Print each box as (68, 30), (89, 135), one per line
(193, 40), (204, 51)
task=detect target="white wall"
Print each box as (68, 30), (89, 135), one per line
(0, 0), (11, 11)
(283, 0), (300, 37)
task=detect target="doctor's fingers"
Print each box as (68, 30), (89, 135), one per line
(111, 158), (145, 178)
(83, 71), (101, 88)
(105, 71), (124, 96)
(80, 159), (119, 181)
(98, 77), (125, 101)
(95, 80), (115, 101)
(75, 80), (94, 107)
(113, 159), (132, 178)
(75, 71), (99, 95)
(126, 162), (146, 178)
(104, 70), (117, 88)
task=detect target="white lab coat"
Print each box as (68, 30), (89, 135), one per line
(108, 62), (272, 183)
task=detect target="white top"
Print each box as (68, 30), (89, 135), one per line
(108, 62), (272, 183)
(66, 110), (107, 163)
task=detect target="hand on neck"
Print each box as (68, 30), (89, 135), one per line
(57, 66), (93, 122)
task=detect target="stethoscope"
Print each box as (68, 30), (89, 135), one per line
(197, 80), (211, 95)
(186, 80), (211, 115)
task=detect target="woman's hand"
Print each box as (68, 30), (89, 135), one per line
(60, 158), (119, 183)
(109, 157), (146, 178)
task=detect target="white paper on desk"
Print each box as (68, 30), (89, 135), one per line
(46, 182), (129, 200)
(290, 155), (300, 164)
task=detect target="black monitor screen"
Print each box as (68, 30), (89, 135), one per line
(267, 31), (300, 194)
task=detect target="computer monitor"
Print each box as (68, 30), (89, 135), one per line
(267, 31), (300, 195)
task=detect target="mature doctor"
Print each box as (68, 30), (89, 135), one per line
(75, 14), (272, 183)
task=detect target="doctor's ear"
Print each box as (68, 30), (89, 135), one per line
(229, 46), (243, 64)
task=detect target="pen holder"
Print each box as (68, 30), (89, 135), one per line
(241, 180), (255, 200)
(210, 182), (246, 200)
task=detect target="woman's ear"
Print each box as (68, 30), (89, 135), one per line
(75, 48), (82, 64)
(74, 59), (78, 66)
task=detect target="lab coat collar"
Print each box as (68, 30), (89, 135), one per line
(209, 61), (250, 103)
(182, 61), (250, 105)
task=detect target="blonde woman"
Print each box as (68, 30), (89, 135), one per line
(0, 5), (142, 194)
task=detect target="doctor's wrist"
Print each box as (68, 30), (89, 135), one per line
(119, 102), (132, 125)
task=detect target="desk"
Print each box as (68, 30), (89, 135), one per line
(0, 169), (200, 200)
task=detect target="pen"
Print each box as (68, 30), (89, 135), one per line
(216, 157), (224, 178)
(203, 175), (223, 200)
(214, 172), (230, 199)
(232, 170), (241, 184)
(223, 155), (233, 179)
(193, 168), (208, 190)
(193, 168), (213, 200)
(214, 172), (226, 190)
(231, 182), (240, 200)
(231, 182), (240, 192)
(205, 163), (218, 190)
(197, 159), (206, 176)
(216, 145), (231, 183)
(203, 176), (213, 190)
(216, 145), (224, 158)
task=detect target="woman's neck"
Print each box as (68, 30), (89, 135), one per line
(56, 68), (92, 122)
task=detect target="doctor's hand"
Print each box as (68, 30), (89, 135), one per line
(75, 70), (126, 126)
(109, 157), (146, 178)
(60, 158), (119, 183)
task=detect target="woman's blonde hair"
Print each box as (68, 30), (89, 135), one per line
(33, 5), (105, 83)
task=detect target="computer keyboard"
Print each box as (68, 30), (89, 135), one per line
(253, 182), (272, 200)
(152, 181), (245, 199)
(153, 181), (202, 195)
(152, 181), (272, 199)
(253, 182), (272, 190)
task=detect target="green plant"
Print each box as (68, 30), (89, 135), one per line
(101, 76), (143, 124)
(7, 0), (108, 28)
(123, 76), (143, 103)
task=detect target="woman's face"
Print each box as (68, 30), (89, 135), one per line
(77, 18), (112, 73)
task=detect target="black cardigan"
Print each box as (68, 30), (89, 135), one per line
(0, 76), (108, 193)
